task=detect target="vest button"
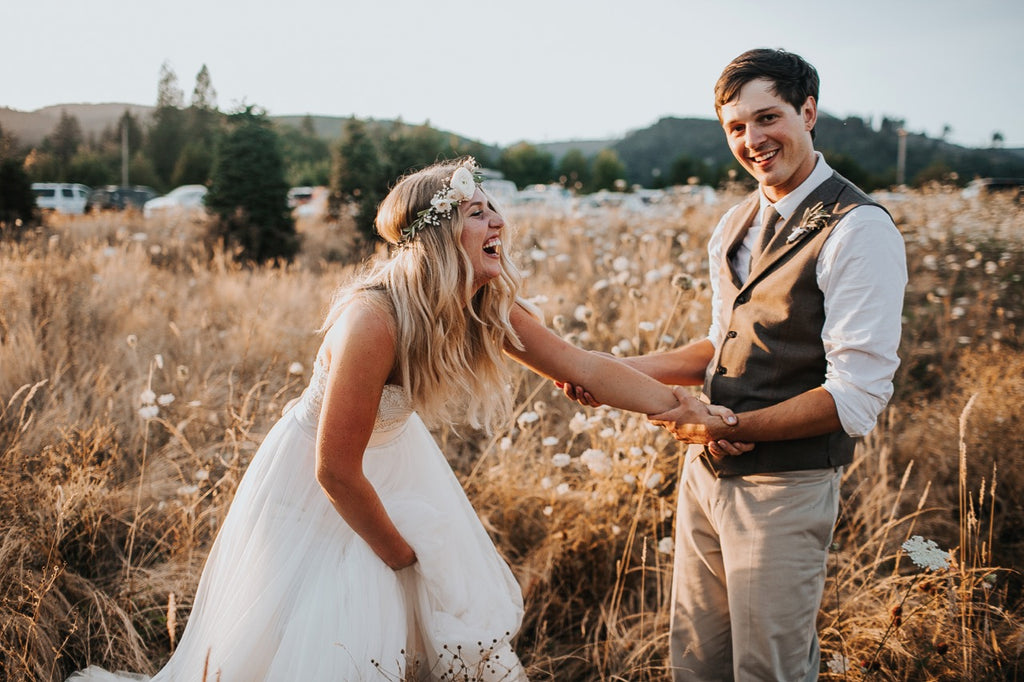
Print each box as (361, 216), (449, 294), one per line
(726, 330), (737, 338)
(716, 366), (727, 375)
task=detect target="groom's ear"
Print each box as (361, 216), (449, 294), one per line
(802, 96), (818, 138)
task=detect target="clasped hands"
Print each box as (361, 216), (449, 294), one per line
(557, 383), (754, 457)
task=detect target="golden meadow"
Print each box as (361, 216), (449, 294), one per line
(2, 186), (1022, 681)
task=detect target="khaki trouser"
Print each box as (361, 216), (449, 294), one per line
(669, 445), (841, 682)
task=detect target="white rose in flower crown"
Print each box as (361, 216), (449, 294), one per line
(449, 166), (477, 202)
(430, 193), (457, 216)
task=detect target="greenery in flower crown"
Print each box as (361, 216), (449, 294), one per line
(401, 161), (483, 243)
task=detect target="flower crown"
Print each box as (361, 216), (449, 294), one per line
(401, 161), (482, 243)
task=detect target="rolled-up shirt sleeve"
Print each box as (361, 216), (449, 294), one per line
(818, 205), (907, 437)
(704, 207), (737, 351)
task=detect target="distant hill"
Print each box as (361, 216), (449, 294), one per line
(0, 104), (155, 146)
(607, 113), (1024, 188)
(3, 103), (1023, 189)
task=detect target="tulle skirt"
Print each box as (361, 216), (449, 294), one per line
(69, 408), (526, 681)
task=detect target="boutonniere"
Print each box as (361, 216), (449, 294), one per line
(785, 201), (831, 244)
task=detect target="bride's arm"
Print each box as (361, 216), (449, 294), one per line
(315, 300), (416, 570)
(506, 303), (688, 416)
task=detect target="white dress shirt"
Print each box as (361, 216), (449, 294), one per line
(705, 153), (907, 437)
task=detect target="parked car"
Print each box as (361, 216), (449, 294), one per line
(961, 177), (1024, 200)
(143, 184), (208, 219)
(31, 182), (91, 214)
(86, 185), (158, 212)
(287, 186), (315, 209)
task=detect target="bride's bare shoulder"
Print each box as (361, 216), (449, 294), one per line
(323, 293), (397, 360)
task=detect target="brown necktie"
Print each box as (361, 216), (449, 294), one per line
(753, 206), (782, 265)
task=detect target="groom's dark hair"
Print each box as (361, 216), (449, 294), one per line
(714, 48), (820, 138)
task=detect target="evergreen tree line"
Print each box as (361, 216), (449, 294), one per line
(4, 62), (1023, 252)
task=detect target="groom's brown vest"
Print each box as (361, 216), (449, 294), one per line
(701, 172), (886, 477)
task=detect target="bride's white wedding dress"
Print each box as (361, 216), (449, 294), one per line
(70, 358), (528, 682)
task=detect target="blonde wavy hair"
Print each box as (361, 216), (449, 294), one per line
(322, 158), (524, 430)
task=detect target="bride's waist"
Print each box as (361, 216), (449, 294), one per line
(289, 399), (414, 446)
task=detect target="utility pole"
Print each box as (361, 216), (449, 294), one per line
(121, 118), (129, 187)
(896, 128), (907, 187)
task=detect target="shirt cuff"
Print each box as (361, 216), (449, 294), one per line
(823, 379), (892, 438)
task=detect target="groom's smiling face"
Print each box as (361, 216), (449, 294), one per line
(719, 78), (818, 202)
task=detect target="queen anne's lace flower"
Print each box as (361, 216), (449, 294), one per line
(580, 448), (611, 475)
(826, 654), (852, 674)
(901, 535), (951, 571)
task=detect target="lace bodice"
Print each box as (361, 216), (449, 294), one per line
(294, 358), (412, 432)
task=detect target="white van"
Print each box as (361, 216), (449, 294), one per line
(31, 183), (91, 214)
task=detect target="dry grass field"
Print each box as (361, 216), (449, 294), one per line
(2, 186), (1023, 681)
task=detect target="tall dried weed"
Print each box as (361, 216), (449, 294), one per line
(1, 189), (1022, 680)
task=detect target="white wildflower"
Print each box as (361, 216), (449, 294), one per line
(658, 537), (674, 554)
(288, 362), (305, 376)
(638, 321), (656, 332)
(580, 448), (611, 475)
(138, 405), (159, 420)
(194, 469), (210, 481)
(556, 482), (571, 495)
(139, 388), (156, 404)
(902, 535), (951, 571)
(157, 393), (175, 406)
(542, 436), (560, 447)
(517, 411), (540, 427)
(154, 354), (164, 369)
(500, 436), (513, 451)
(551, 453), (572, 468)
(568, 412), (591, 434)
(826, 653), (852, 674)
(540, 476), (553, 489)
(644, 472), (663, 489)
(599, 427), (616, 439)
(542, 505), (553, 517)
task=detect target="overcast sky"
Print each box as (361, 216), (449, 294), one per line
(4, 0), (1021, 149)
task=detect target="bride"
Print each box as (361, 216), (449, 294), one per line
(69, 158), (733, 681)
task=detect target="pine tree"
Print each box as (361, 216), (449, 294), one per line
(329, 118), (383, 243)
(147, 62), (187, 188)
(43, 110), (84, 177)
(0, 124), (38, 237)
(206, 106), (298, 263)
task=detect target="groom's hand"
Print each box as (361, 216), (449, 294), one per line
(555, 381), (601, 407)
(704, 403), (754, 456)
(649, 387), (753, 454)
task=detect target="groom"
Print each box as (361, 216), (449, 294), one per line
(567, 49), (906, 680)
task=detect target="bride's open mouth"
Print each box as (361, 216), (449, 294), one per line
(483, 237), (501, 255)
